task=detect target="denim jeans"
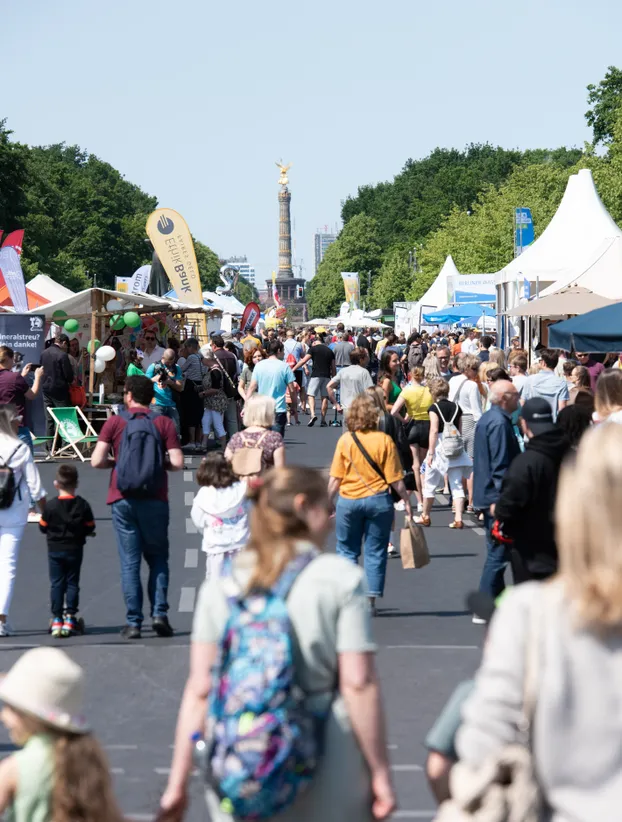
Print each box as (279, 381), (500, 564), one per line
(17, 426), (34, 456)
(49, 549), (83, 618)
(335, 492), (394, 597)
(111, 498), (170, 627)
(272, 412), (287, 438)
(151, 404), (180, 436)
(478, 511), (510, 598)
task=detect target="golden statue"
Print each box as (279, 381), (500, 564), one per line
(275, 160), (292, 187)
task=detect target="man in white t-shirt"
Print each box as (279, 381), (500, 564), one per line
(140, 330), (165, 370)
(461, 330), (479, 356)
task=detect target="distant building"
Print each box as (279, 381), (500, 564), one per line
(314, 232), (337, 273)
(225, 255), (256, 286)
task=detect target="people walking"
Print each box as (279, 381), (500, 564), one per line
(226, 395), (286, 471)
(211, 334), (240, 438)
(145, 348), (183, 434)
(521, 348), (569, 420)
(0, 405), (46, 636)
(326, 347), (373, 412)
(238, 346), (266, 402)
(391, 366), (432, 508)
(329, 394), (412, 612)
(162, 466), (396, 822)
(41, 333), (73, 440)
(190, 452), (249, 581)
(377, 350), (402, 411)
(246, 339), (297, 437)
(472, 380), (521, 608)
(91, 374), (183, 639)
(178, 337), (205, 449)
(449, 354), (485, 512)
(294, 333), (336, 427)
(200, 350), (229, 450)
(38, 464), (95, 637)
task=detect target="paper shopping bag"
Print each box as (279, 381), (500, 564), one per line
(400, 523), (430, 569)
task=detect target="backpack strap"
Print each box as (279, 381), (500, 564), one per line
(272, 550), (318, 599)
(0, 443), (23, 469)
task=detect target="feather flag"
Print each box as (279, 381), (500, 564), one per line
(2, 230), (25, 255)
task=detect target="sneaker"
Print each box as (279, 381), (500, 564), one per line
(417, 502), (424, 514)
(472, 616), (487, 625)
(394, 500), (406, 512)
(61, 615), (77, 637)
(320, 420), (328, 428)
(387, 542), (397, 556)
(286, 422), (292, 427)
(0, 621), (12, 637)
(152, 616), (174, 638)
(307, 416), (317, 427)
(51, 618), (63, 638)
(120, 625), (142, 640)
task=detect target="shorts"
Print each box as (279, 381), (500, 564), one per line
(408, 420), (430, 448)
(294, 369), (303, 387)
(307, 377), (330, 399)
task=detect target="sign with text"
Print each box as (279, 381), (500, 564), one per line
(0, 314), (46, 433)
(447, 274), (496, 304)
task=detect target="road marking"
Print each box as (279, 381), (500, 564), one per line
(184, 491), (194, 506)
(184, 457), (193, 465)
(178, 587), (196, 612)
(154, 767), (171, 775)
(392, 813), (435, 819)
(183, 471), (193, 482)
(127, 815), (153, 821)
(185, 517), (198, 534)
(434, 494), (447, 506)
(110, 767), (125, 775)
(105, 744), (138, 751)
(391, 764), (423, 772)
(384, 644), (479, 650)
(387, 744), (398, 750)
(185, 548), (199, 568)
(473, 527), (486, 536)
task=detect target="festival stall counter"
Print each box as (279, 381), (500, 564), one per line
(27, 287), (221, 408)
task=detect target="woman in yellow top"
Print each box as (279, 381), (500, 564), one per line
(390, 366), (433, 510)
(329, 394), (412, 613)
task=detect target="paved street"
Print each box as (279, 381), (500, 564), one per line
(0, 426), (485, 821)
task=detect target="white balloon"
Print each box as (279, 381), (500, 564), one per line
(106, 299), (124, 312)
(95, 345), (116, 362)
(94, 359), (106, 374)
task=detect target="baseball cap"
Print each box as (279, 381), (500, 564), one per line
(520, 398), (556, 435)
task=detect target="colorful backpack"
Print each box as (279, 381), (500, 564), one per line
(206, 551), (320, 820)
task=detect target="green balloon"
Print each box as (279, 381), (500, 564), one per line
(64, 318), (79, 333)
(52, 310), (67, 321)
(87, 339), (101, 354)
(124, 311), (141, 328)
(110, 314), (126, 330)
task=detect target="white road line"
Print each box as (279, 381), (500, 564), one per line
(384, 644), (479, 650)
(178, 587), (196, 612)
(392, 812), (435, 819)
(127, 815), (153, 821)
(391, 764), (423, 772)
(154, 767), (171, 775)
(110, 767), (125, 775)
(185, 548), (199, 568)
(387, 744), (398, 750)
(184, 457), (193, 465)
(183, 471), (193, 482)
(434, 494), (446, 506)
(473, 527), (486, 536)
(184, 491), (194, 506)
(185, 518), (198, 534)
(105, 744), (138, 751)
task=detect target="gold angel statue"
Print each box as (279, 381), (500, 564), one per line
(275, 161), (292, 186)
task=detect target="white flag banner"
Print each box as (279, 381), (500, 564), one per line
(0, 247), (28, 312)
(131, 264), (151, 294)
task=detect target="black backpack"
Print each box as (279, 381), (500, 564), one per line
(0, 445), (23, 509)
(116, 411), (165, 497)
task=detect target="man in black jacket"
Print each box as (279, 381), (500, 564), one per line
(494, 397), (571, 583)
(41, 334), (74, 439)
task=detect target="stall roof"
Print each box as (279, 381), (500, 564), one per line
(548, 302), (622, 352)
(506, 286), (618, 317)
(26, 287), (219, 319)
(26, 274), (75, 303)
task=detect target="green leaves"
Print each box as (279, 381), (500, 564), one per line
(586, 66), (622, 146)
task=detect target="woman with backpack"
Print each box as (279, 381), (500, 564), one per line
(225, 395), (285, 472)
(414, 379), (472, 529)
(161, 466), (396, 822)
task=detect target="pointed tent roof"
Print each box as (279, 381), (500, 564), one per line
(418, 255), (459, 309)
(496, 169), (622, 286)
(537, 235), (622, 299)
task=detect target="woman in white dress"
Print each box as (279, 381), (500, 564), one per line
(448, 354), (485, 512)
(414, 379), (472, 529)
(0, 405), (46, 635)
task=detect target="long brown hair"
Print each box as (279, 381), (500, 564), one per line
(52, 733), (124, 822)
(245, 467), (328, 590)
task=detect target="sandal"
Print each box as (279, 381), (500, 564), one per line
(449, 520), (464, 529)
(413, 515), (431, 527)
(466, 505), (475, 514)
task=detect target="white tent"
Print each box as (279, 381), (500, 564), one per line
(26, 274), (75, 304)
(496, 169), (622, 314)
(537, 235), (622, 299)
(202, 291), (246, 315)
(393, 255), (459, 335)
(27, 287), (211, 319)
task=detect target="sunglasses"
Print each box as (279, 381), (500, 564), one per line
(144, 336), (156, 341)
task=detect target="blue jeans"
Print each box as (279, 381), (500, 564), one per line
(151, 404), (180, 436)
(111, 499), (170, 627)
(272, 411), (287, 438)
(478, 511), (510, 598)
(335, 492), (394, 597)
(49, 549), (83, 618)
(17, 426), (34, 456)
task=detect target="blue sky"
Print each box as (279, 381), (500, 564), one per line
(1, 0), (620, 286)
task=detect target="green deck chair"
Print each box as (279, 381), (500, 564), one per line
(47, 406), (99, 461)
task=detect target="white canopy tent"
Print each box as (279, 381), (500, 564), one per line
(27, 287), (209, 319)
(393, 255), (460, 335)
(537, 235), (622, 299)
(26, 274), (75, 304)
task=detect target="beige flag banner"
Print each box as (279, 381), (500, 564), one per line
(146, 208), (207, 339)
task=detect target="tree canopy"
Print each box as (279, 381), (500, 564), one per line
(586, 66), (622, 146)
(0, 121), (221, 292)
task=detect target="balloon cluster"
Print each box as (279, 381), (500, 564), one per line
(92, 344), (116, 374)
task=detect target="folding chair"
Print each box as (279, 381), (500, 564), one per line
(47, 407), (99, 462)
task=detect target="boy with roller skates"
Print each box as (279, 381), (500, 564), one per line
(39, 465), (95, 637)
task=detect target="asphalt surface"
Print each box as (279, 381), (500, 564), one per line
(0, 424), (487, 821)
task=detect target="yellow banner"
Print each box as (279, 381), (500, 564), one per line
(146, 208), (207, 339)
(341, 271), (360, 309)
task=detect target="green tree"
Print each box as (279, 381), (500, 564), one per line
(234, 275), (259, 304)
(371, 245), (415, 306)
(194, 241), (221, 291)
(0, 120), (28, 234)
(586, 66), (622, 146)
(306, 214), (382, 317)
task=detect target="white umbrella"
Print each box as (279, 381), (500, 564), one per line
(302, 318), (332, 326)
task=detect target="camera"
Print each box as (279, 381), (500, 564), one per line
(153, 363), (172, 384)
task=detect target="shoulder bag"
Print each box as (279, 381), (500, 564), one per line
(231, 430), (269, 478)
(350, 432), (401, 503)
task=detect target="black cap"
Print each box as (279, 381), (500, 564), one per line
(520, 398), (556, 435)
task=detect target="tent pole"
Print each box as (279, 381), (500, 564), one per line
(88, 297), (98, 403)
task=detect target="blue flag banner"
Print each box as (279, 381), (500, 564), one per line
(523, 277), (531, 301)
(515, 208), (534, 256)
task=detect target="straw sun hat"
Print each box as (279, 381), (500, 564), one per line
(0, 647), (89, 734)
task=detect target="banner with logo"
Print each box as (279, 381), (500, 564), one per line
(115, 265), (152, 295)
(0, 247), (28, 312)
(515, 208), (534, 256)
(447, 274), (496, 305)
(0, 313), (46, 433)
(241, 302), (261, 332)
(146, 208), (206, 338)
(341, 272), (360, 309)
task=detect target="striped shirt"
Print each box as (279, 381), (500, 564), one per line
(180, 352), (204, 382)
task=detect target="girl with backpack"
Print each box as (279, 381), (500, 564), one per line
(190, 452), (249, 580)
(414, 378), (472, 529)
(0, 646), (124, 822)
(161, 466), (396, 822)
(200, 352), (229, 451)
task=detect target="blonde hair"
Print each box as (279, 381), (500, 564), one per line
(489, 348), (506, 369)
(428, 377), (449, 401)
(557, 424), (622, 630)
(346, 394), (380, 432)
(595, 370), (622, 420)
(423, 353), (440, 383)
(479, 361), (497, 383)
(366, 385), (387, 414)
(244, 394), (276, 428)
(409, 366), (424, 383)
(246, 467), (328, 589)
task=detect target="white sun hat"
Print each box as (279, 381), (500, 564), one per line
(0, 647), (89, 734)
